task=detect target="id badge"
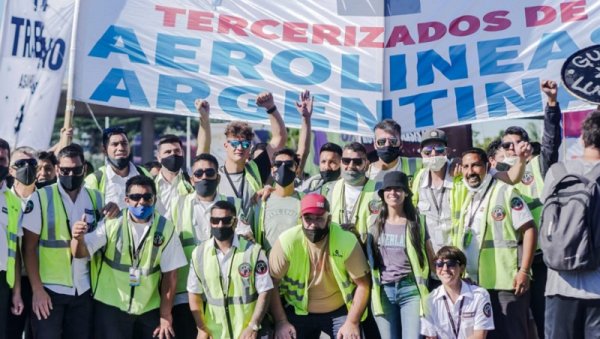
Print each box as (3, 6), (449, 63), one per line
(463, 230), (473, 248)
(129, 267), (141, 286)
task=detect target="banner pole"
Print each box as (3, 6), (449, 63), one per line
(61, 0), (81, 146)
(186, 117), (191, 171)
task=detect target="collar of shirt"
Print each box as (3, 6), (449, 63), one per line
(10, 186), (34, 202)
(421, 165), (454, 190)
(212, 234), (240, 255)
(105, 161), (138, 180)
(156, 170), (181, 189)
(433, 281), (474, 303)
(57, 182), (87, 205)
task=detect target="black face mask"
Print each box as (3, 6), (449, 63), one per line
(320, 168), (341, 183)
(274, 165), (296, 187)
(161, 155), (184, 172)
(16, 166), (36, 186)
(377, 146), (401, 164)
(302, 226), (330, 243)
(0, 166), (8, 183)
(36, 178), (56, 189)
(107, 156), (129, 170)
(194, 179), (218, 197)
(59, 175), (84, 192)
(211, 226), (235, 241)
(495, 162), (511, 172)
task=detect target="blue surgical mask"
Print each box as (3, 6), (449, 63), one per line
(128, 205), (154, 220)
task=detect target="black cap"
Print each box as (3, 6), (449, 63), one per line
(378, 171), (411, 199)
(421, 129), (447, 147)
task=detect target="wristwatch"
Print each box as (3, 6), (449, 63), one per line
(250, 322), (260, 332)
(266, 105), (277, 114)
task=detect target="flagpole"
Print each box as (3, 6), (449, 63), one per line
(61, 0), (81, 146)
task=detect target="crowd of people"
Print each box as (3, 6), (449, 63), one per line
(0, 79), (598, 339)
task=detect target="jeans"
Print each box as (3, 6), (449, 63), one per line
(374, 275), (421, 339)
(286, 305), (348, 339)
(545, 295), (600, 339)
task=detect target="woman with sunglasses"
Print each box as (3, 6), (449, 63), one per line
(366, 171), (433, 339)
(421, 246), (494, 339)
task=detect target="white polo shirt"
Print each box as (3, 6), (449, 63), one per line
(155, 171), (182, 216)
(104, 162), (139, 209)
(421, 282), (495, 339)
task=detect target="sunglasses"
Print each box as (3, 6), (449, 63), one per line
(434, 259), (461, 268)
(127, 193), (154, 202)
(13, 159), (38, 168)
(210, 216), (235, 225)
(58, 166), (85, 176)
(421, 145), (446, 156)
(341, 157), (364, 166)
(501, 141), (515, 150)
(375, 137), (400, 147)
(273, 160), (295, 168)
(227, 140), (251, 150)
(193, 168), (217, 179)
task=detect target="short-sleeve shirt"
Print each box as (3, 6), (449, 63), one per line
(463, 177), (533, 283)
(187, 236), (273, 295)
(104, 162), (139, 209)
(421, 282), (495, 338)
(261, 194), (301, 252)
(269, 233), (370, 313)
(416, 168), (454, 252)
(155, 171), (182, 216)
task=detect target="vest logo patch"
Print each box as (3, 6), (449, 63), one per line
(239, 263), (252, 278)
(368, 199), (382, 215)
(511, 197), (524, 211)
(255, 260), (268, 275)
(491, 205), (506, 221)
(483, 302), (492, 318)
(24, 200), (34, 214)
(521, 171), (534, 185)
(153, 233), (165, 247)
(332, 249), (343, 258)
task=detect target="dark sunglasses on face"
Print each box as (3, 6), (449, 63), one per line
(13, 159), (38, 168)
(375, 137), (400, 147)
(227, 140), (251, 150)
(210, 216), (235, 225)
(435, 259), (461, 268)
(127, 193), (154, 202)
(58, 166), (85, 176)
(273, 160), (295, 168)
(421, 145), (446, 156)
(341, 157), (364, 166)
(193, 168), (217, 179)
(501, 141), (516, 150)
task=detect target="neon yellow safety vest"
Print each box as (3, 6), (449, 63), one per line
(454, 180), (521, 290)
(190, 237), (262, 339)
(278, 223), (367, 319)
(514, 156), (544, 229)
(170, 193), (241, 295)
(84, 165), (151, 198)
(369, 157), (423, 186)
(93, 211), (175, 315)
(411, 168), (467, 233)
(3, 190), (21, 288)
(327, 179), (378, 243)
(253, 191), (303, 248)
(366, 217), (430, 316)
(37, 184), (102, 287)
(155, 171), (193, 198)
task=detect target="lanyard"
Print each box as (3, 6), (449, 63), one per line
(465, 180), (493, 233)
(222, 166), (245, 199)
(128, 219), (152, 268)
(428, 186), (446, 217)
(341, 184), (364, 224)
(443, 296), (465, 338)
(216, 246), (238, 299)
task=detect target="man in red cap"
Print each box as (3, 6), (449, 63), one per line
(268, 193), (371, 338)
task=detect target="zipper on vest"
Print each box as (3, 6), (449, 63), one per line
(224, 300), (234, 339)
(128, 285), (136, 313)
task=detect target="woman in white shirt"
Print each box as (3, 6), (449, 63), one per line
(421, 246), (495, 339)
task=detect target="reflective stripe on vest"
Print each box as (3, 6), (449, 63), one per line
(328, 179), (377, 242)
(4, 191), (20, 288)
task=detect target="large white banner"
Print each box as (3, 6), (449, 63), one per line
(74, 0), (599, 136)
(0, 0), (74, 148)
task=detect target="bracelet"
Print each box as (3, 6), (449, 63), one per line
(267, 105), (277, 114)
(519, 269), (532, 279)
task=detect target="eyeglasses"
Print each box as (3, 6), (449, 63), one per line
(376, 137), (400, 147)
(227, 140), (251, 150)
(341, 157), (364, 166)
(501, 141), (515, 150)
(13, 159), (37, 168)
(127, 193), (154, 202)
(193, 168), (217, 179)
(434, 259), (461, 268)
(210, 216), (235, 225)
(421, 145), (446, 156)
(58, 166), (85, 176)
(273, 160), (295, 168)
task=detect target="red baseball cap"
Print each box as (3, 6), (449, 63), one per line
(300, 193), (330, 216)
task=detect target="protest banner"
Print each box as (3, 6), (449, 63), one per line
(73, 0), (598, 136)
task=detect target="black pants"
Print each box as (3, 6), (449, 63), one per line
(7, 276), (32, 339)
(30, 289), (93, 339)
(286, 305), (350, 339)
(529, 254), (547, 339)
(172, 303), (197, 338)
(0, 271), (10, 338)
(545, 295), (600, 339)
(94, 300), (159, 339)
(487, 289), (530, 339)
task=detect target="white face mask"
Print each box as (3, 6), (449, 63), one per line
(423, 155), (447, 172)
(502, 156), (519, 167)
(463, 173), (492, 194)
